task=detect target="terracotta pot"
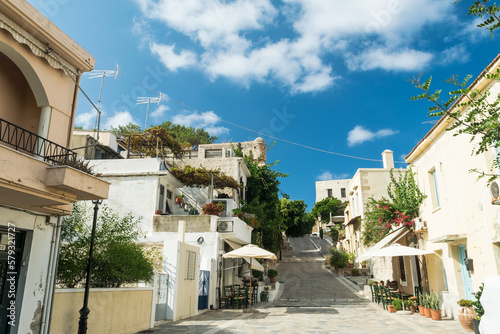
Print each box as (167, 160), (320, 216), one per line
(458, 306), (476, 332)
(387, 305), (397, 313)
(424, 307), (432, 318)
(409, 305), (416, 313)
(155, 209), (162, 215)
(430, 309), (442, 321)
(419, 306), (425, 316)
(270, 277), (276, 283)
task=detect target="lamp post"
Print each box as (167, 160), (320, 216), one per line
(78, 199), (102, 334)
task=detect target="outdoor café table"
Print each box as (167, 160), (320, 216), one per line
(390, 290), (412, 301)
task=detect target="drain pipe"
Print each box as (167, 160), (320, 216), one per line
(40, 216), (62, 334)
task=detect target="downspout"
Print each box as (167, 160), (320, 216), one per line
(40, 216), (62, 334)
(67, 74), (81, 148)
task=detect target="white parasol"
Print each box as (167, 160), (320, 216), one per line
(222, 244), (277, 308)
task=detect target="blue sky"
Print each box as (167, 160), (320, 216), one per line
(29, 0), (499, 209)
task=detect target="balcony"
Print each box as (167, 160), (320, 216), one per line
(0, 118), (109, 215)
(0, 117), (76, 164)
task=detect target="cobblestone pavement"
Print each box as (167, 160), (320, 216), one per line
(142, 236), (467, 334)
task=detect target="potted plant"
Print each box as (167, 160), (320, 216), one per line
(472, 283), (484, 334)
(201, 201), (225, 216)
(176, 194), (184, 206)
(457, 299), (476, 332)
(268, 269), (278, 283)
(330, 248), (349, 272)
(260, 286), (269, 302)
(346, 252), (356, 268)
(405, 299), (416, 313)
(418, 292), (426, 316)
(423, 293), (432, 318)
(392, 298), (403, 312)
(351, 268), (360, 276)
(429, 293), (442, 321)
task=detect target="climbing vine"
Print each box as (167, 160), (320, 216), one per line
(170, 165), (241, 190)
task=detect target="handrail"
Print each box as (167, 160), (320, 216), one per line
(177, 189), (203, 213)
(0, 117), (76, 165)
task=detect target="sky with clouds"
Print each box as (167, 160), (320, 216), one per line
(29, 0), (499, 207)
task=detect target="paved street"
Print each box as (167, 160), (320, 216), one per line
(142, 236), (467, 334)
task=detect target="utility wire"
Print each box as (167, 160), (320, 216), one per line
(52, 46), (407, 165)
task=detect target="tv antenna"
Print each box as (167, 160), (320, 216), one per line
(137, 94), (162, 130)
(88, 65), (119, 141)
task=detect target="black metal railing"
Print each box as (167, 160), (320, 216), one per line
(0, 117), (76, 165)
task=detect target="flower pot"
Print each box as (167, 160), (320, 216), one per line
(408, 305), (416, 313)
(270, 277), (276, 283)
(419, 306), (425, 316)
(260, 293), (269, 302)
(458, 306), (476, 332)
(155, 209), (162, 215)
(430, 309), (442, 321)
(424, 307), (432, 318)
(387, 305), (397, 313)
(472, 319), (480, 334)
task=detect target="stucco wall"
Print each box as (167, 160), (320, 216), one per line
(50, 288), (153, 334)
(315, 179), (350, 202)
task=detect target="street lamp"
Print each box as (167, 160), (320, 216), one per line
(77, 199), (102, 334)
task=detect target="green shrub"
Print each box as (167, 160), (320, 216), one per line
(392, 299), (403, 311)
(404, 300), (415, 307)
(329, 248), (349, 269)
(473, 283), (484, 320)
(457, 299), (473, 307)
(351, 268), (360, 276)
(252, 269), (263, 281)
(267, 269), (278, 278)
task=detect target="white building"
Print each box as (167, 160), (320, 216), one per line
(88, 158), (256, 321)
(315, 179), (350, 203)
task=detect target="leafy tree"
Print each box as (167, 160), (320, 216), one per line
(311, 197), (347, 223)
(410, 0), (500, 181)
(241, 149), (288, 253)
(57, 204), (154, 288)
(279, 198), (316, 237)
(158, 121), (217, 149)
(111, 123), (142, 137)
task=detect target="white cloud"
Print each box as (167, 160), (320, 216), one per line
(136, 0), (457, 92)
(438, 45), (470, 66)
(172, 110), (229, 134)
(150, 43), (197, 72)
(347, 125), (398, 146)
(346, 48), (434, 71)
(316, 170), (350, 181)
(150, 105), (169, 120)
(75, 110), (96, 129)
(103, 111), (138, 130)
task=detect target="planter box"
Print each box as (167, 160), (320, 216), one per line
(430, 309), (442, 321)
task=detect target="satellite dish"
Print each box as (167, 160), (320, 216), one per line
(197, 237), (204, 245)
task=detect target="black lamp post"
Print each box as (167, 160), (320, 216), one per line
(78, 199), (102, 334)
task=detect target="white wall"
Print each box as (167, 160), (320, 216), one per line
(315, 179), (350, 202)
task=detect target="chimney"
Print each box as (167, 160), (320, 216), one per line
(382, 150), (394, 169)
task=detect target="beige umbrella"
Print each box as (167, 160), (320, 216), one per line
(222, 244), (277, 308)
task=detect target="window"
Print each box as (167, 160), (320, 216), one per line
(341, 188), (346, 198)
(398, 256), (406, 282)
(327, 189), (332, 198)
(205, 149), (222, 158)
(186, 251), (196, 280)
(166, 189), (172, 200)
(428, 168), (441, 208)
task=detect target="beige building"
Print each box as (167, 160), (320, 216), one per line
(406, 53), (500, 319)
(0, 1), (108, 333)
(315, 179), (350, 203)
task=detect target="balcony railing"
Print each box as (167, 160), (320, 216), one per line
(0, 117), (76, 165)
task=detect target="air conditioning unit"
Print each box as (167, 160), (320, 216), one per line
(490, 179), (500, 204)
(217, 221), (233, 232)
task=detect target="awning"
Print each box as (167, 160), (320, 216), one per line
(224, 240), (265, 272)
(355, 226), (409, 263)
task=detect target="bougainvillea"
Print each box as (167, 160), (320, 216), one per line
(201, 202), (225, 215)
(170, 165), (241, 189)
